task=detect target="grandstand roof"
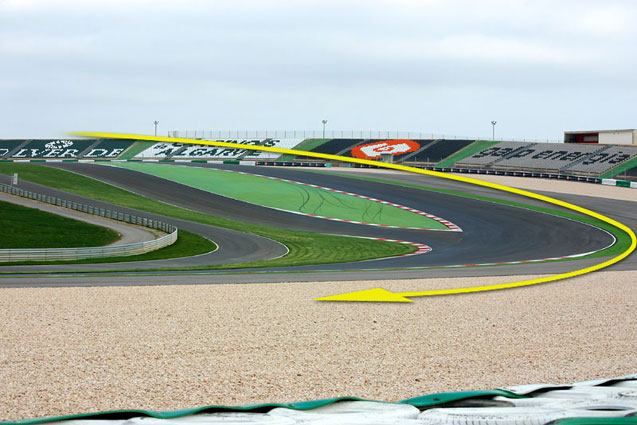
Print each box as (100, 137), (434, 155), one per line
(565, 129), (637, 134)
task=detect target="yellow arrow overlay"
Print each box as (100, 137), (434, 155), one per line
(71, 132), (636, 302)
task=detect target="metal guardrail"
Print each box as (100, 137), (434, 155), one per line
(0, 184), (178, 262)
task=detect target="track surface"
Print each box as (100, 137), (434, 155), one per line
(1, 163), (635, 287)
(111, 162), (451, 230)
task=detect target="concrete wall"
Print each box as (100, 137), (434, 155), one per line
(599, 130), (635, 145)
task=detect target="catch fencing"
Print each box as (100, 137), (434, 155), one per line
(0, 184), (177, 262)
(168, 130), (561, 143)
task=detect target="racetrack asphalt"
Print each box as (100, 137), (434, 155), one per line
(0, 163), (634, 288)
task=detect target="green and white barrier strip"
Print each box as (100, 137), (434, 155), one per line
(3, 376), (636, 425)
(2, 159), (635, 188)
(601, 178), (637, 188)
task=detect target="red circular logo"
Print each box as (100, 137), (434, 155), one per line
(351, 140), (421, 159)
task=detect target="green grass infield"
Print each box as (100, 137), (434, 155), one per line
(0, 200), (119, 248)
(0, 230), (216, 266)
(0, 163), (415, 269)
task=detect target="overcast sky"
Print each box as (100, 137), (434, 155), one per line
(1, 0), (635, 140)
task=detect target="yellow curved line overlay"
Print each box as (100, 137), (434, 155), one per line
(71, 132), (636, 302)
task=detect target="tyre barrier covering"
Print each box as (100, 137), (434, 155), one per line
(0, 184), (178, 262)
(4, 375), (636, 425)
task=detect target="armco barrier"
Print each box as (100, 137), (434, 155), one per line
(0, 184), (177, 262)
(2, 157), (632, 187)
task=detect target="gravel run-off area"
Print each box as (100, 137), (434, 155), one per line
(1, 175), (636, 421)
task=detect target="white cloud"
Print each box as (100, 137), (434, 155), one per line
(0, 0), (635, 138)
(433, 34), (584, 64)
(0, 34), (94, 55)
(336, 33), (587, 65)
(567, 3), (637, 36)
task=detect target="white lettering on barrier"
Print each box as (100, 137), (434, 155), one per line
(84, 148), (125, 158)
(107, 149), (124, 157)
(135, 139), (304, 159)
(43, 149), (63, 157)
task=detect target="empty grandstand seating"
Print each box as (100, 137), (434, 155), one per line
(136, 142), (183, 158)
(3, 136), (635, 180)
(247, 139), (304, 159)
(406, 139), (474, 163)
(309, 139), (364, 155)
(80, 139), (134, 158)
(565, 145), (637, 175)
(136, 139), (304, 160)
(171, 140), (263, 159)
(0, 140), (26, 158)
(343, 139), (430, 161)
(9, 139), (96, 159)
(393, 140), (436, 161)
(455, 141), (616, 172)
(457, 142), (535, 166)
(494, 143), (606, 171)
(621, 166), (637, 180)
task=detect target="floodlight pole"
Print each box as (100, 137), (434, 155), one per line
(491, 121), (497, 141)
(154, 120), (159, 137)
(322, 119), (328, 139)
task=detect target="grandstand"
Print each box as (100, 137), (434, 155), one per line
(0, 140), (26, 158)
(566, 145), (637, 175)
(82, 139), (135, 158)
(306, 139), (364, 156)
(0, 139), (135, 159)
(493, 143), (606, 171)
(136, 139), (305, 160)
(456, 142), (535, 167)
(343, 139), (431, 161)
(135, 142), (183, 158)
(288, 138), (476, 165)
(2, 136), (636, 181)
(406, 139), (474, 163)
(619, 166), (637, 180)
(10, 139), (96, 158)
(453, 141), (637, 176)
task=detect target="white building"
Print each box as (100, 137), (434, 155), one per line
(565, 129), (637, 145)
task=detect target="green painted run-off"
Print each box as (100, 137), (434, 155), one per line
(111, 162), (449, 229)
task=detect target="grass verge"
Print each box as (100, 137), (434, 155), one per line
(0, 200), (119, 248)
(0, 163), (415, 269)
(1, 230), (215, 266)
